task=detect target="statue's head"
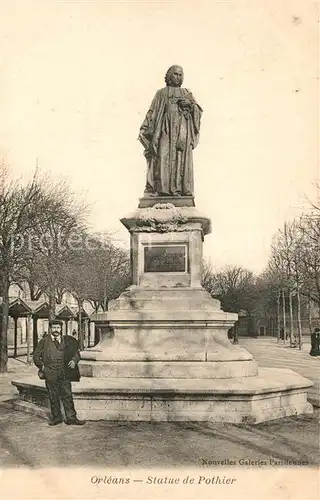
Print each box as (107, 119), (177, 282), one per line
(165, 65), (184, 87)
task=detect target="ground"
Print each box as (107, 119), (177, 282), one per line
(0, 337), (319, 468)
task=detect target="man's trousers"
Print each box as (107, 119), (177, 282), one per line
(45, 376), (77, 422)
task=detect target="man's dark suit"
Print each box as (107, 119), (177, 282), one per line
(33, 335), (81, 422)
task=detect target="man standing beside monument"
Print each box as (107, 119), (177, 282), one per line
(33, 320), (85, 426)
(138, 65), (202, 198)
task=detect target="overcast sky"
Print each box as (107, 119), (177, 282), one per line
(0, 0), (318, 272)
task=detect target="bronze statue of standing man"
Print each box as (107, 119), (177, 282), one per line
(138, 65), (202, 198)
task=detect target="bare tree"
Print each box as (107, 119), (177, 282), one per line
(276, 289), (281, 342)
(201, 258), (217, 296)
(269, 222), (302, 347)
(255, 269), (283, 341)
(267, 187), (320, 349)
(62, 244), (91, 350)
(0, 171), (49, 371)
(85, 236), (131, 312)
(25, 177), (88, 326)
(0, 173), (90, 359)
(202, 262), (257, 339)
(297, 213), (320, 314)
(63, 233), (131, 347)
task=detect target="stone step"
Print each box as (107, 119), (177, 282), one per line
(10, 367), (313, 424)
(79, 359), (258, 379)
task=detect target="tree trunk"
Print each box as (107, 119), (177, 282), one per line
(297, 289), (302, 350)
(78, 299), (84, 350)
(84, 319), (89, 348)
(103, 282), (107, 312)
(29, 283), (36, 301)
(26, 315), (32, 365)
(48, 285), (56, 326)
(282, 288), (286, 344)
(32, 316), (38, 351)
(276, 289), (281, 343)
(56, 288), (64, 305)
(308, 296), (312, 334)
(289, 289), (295, 347)
(13, 317), (18, 357)
(86, 320), (90, 348)
(0, 278), (10, 372)
(30, 283), (42, 301)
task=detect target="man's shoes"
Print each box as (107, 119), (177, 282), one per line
(48, 419), (63, 426)
(65, 418), (86, 426)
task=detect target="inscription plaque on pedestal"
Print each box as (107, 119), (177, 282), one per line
(144, 244), (187, 273)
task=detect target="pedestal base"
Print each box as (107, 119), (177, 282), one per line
(11, 368), (313, 424)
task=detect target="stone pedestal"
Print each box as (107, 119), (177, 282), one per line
(11, 200), (313, 423)
(81, 203), (256, 378)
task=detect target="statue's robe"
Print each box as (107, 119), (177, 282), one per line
(139, 86), (202, 196)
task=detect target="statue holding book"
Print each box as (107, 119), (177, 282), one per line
(138, 65), (202, 198)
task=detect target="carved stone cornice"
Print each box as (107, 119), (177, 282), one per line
(121, 203), (211, 235)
